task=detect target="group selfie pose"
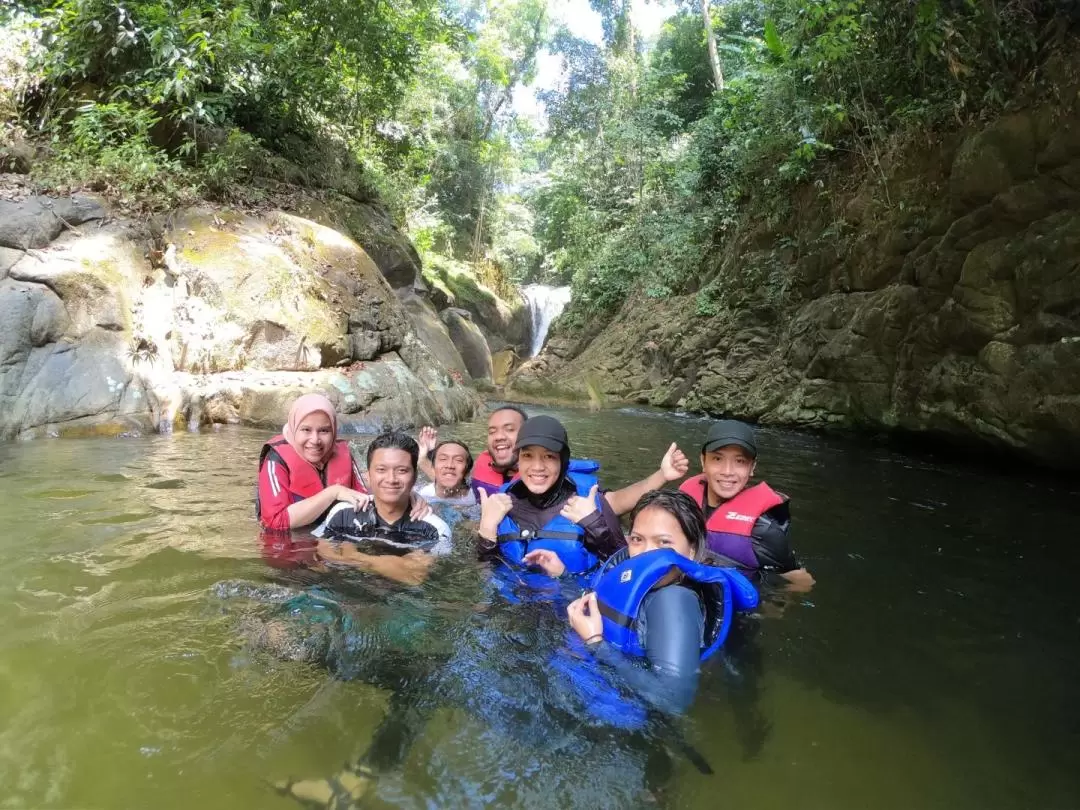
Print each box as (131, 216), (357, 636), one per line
(252, 395), (814, 807)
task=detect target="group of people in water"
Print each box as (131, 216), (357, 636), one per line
(257, 395), (812, 669)
(252, 394), (813, 806)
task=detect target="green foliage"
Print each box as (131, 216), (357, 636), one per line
(532, 0), (1071, 332)
(25, 0), (448, 145)
(34, 100), (201, 207)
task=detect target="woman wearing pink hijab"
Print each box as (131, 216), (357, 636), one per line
(257, 394), (370, 531)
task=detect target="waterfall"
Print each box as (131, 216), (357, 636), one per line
(522, 284), (572, 357)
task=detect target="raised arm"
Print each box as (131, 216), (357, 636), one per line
(603, 443), (689, 515)
(416, 426), (438, 482)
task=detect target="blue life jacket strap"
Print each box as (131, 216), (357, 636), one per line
(596, 598), (634, 628)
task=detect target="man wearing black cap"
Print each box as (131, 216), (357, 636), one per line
(477, 415), (625, 577)
(679, 420), (813, 588)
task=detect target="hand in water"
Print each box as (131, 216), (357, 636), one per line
(418, 425), (438, 458)
(560, 484), (599, 525)
(567, 592), (603, 643)
(660, 442), (690, 482)
(523, 549), (566, 577)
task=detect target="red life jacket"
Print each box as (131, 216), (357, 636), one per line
(259, 435), (356, 505)
(471, 450), (513, 497)
(679, 474), (785, 570)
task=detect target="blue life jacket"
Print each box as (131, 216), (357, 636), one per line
(592, 548), (759, 661)
(495, 459), (603, 574)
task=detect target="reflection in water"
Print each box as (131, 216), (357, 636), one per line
(0, 412), (1079, 808)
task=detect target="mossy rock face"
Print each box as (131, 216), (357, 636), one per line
(0, 193), (481, 439)
(292, 196), (422, 289)
(422, 256), (528, 350)
(168, 207), (406, 372)
(521, 100), (1080, 468)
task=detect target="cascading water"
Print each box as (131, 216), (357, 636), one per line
(522, 284), (572, 357)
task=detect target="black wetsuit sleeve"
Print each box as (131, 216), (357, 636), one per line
(591, 585), (703, 715)
(750, 501), (799, 573)
(577, 495), (625, 561)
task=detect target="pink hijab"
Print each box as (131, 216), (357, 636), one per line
(282, 394), (339, 464)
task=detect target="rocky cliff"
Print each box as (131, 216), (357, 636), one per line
(0, 188), (481, 438)
(511, 93), (1080, 468)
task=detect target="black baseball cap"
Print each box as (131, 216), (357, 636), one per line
(514, 415), (569, 453)
(701, 419), (757, 458)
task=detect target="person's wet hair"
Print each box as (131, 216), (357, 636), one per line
(367, 430), (420, 470)
(491, 405), (528, 423)
(630, 490), (707, 561)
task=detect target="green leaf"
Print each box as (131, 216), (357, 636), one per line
(763, 19), (786, 58)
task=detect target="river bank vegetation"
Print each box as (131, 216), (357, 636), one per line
(5, 1), (1073, 311)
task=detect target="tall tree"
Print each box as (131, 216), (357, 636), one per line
(701, 0), (724, 91)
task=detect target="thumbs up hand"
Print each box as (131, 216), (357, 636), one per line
(560, 483), (600, 525)
(660, 442), (689, 482)
(478, 487), (514, 544)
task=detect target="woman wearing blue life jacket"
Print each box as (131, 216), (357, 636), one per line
(564, 489), (758, 715)
(476, 415), (624, 581)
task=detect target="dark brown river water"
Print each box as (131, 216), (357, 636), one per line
(1, 403), (1078, 809)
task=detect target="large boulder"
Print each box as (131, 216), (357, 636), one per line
(0, 195), (106, 250)
(0, 196), (479, 439)
(0, 278), (146, 437)
(162, 208), (409, 373)
(292, 196), (422, 289)
(397, 291), (470, 382)
(441, 307), (493, 380)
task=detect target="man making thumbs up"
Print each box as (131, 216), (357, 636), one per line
(477, 415), (625, 579)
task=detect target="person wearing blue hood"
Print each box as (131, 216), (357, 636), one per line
(477, 415), (625, 578)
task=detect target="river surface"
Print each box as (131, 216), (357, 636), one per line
(1, 404), (1078, 809)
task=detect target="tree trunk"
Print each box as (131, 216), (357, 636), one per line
(701, 0), (724, 92)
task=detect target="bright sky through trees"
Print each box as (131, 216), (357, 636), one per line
(512, 0), (675, 123)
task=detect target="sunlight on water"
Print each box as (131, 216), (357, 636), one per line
(0, 409), (1078, 809)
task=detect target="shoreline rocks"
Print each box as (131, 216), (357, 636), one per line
(0, 194), (481, 440)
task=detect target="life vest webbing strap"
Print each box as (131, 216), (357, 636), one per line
(596, 598), (634, 629)
(495, 530), (581, 544)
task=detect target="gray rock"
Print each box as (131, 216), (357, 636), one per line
(0, 247), (23, 279)
(397, 291), (470, 380)
(441, 307), (493, 380)
(0, 195), (106, 250)
(0, 197), (480, 439)
(0, 278), (136, 438)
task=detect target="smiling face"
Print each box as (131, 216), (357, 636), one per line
(487, 409), (525, 468)
(627, 506), (696, 560)
(701, 445), (756, 505)
(294, 411), (335, 465)
(434, 443), (469, 491)
(368, 447), (416, 510)
(516, 445), (561, 495)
